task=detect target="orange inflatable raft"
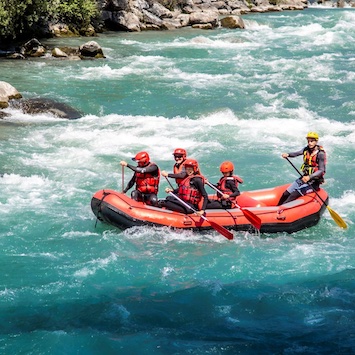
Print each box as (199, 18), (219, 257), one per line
(91, 184), (328, 234)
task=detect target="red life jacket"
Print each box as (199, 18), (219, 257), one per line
(178, 174), (203, 205)
(173, 161), (186, 186)
(135, 163), (160, 194)
(301, 146), (326, 181)
(217, 175), (243, 199)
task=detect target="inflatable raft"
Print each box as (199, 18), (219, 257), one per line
(91, 184), (329, 234)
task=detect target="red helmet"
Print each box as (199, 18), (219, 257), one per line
(220, 161), (234, 173)
(133, 151), (150, 167)
(173, 148), (187, 158)
(184, 159), (199, 173)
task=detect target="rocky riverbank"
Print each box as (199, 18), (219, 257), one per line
(0, 0), (308, 60)
(87, 0), (309, 33)
(96, 0), (354, 32)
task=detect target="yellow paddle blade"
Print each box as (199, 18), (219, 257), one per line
(327, 206), (347, 229)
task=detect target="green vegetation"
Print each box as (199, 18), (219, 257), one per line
(0, 0), (100, 42)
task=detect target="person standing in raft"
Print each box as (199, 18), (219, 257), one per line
(160, 159), (208, 216)
(120, 151), (160, 206)
(277, 131), (326, 205)
(206, 161), (243, 209)
(161, 148), (188, 187)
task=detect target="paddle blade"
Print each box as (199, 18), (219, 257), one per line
(241, 208), (262, 230)
(208, 220), (234, 240)
(327, 206), (347, 229)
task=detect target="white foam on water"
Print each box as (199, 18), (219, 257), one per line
(4, 109), (354, 180)
(73, 252), (118, 278)
(243, 19), (272, 31)
(62, 230), (101, 239)
(66, 55), (176, 81)
(332, 190), (355, 218)
(1, 107), (68, 123)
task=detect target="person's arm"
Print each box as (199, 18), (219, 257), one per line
(126, 163), (159, 176)
(193, 177), (208, 212)
(168, 171), (187, 179)
(282, 148), (304, 158)
(123, 174), (136, 193)
(225, 178), (240, 198)
(162, 165), (187, 180)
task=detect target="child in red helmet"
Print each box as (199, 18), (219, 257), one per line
(206, 161), (242, 209)
(120, 151), (160, 206)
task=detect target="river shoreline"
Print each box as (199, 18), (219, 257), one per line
(0, 0), (304, 48)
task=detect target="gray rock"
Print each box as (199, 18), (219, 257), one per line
(12, 98), (82, 120)
(52, 48), (68, 58)
(189, 10), (219, 27)
(79, 41), (105, 58)
(21, 38), (46, 57)
(111, 10), (142, 31)
(150, 3), (173, 18)
(143, 9), (163, 26)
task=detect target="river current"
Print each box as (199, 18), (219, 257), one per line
(0, 7), (354, 354)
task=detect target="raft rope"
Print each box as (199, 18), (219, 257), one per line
(94, 190), (110, 228)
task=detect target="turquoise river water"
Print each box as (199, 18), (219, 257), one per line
(0, 7), (355, 354)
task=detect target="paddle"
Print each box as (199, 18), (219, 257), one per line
(205, 180), (261, 231)
(168, 191), (233, 240)
(121, 165), (125, 193)
(164, 175), (175, 189)
(285, 157), (347, 229)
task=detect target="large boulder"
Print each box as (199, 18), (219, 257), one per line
(11, 98), (82, 120)
(149, 3), (173, 18)
(21, 38), (46, 57)
(104, 10), (142, 31)
(189, 10), (219, 27)
(220, 15), (245, 29)
(0, 81), (22, 109)
(51, 48), (69, 58)
(79, 41), (105, 58)
(142, 9), (163, 26)
(103, 0), (132, 11)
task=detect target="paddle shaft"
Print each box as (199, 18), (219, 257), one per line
(164, 175), (174, 189)
(168, 191), (202, 216)
(121, 165), (125, 193)
(205, 181), (241, 208)
(205, 180), (261, 230)
(168, 191), (233, 240)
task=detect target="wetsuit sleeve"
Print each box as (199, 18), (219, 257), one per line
(226, 179), (240, 198)
(126, 163), (159, 176)
(310, 150), (326, 180)
(168, 171), (187, 179)
(168, 165), (187, 180)
(193, 177), (208, 210)
(123, 173), (136, 193)
(287, 148), (305, 158)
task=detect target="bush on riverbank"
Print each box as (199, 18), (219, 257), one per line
(0, 0), (100, 43)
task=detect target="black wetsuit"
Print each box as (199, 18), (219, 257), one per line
(207, 177), (241, 209)
(161, 175), (208, 214)
(124, 163), (159, 206)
